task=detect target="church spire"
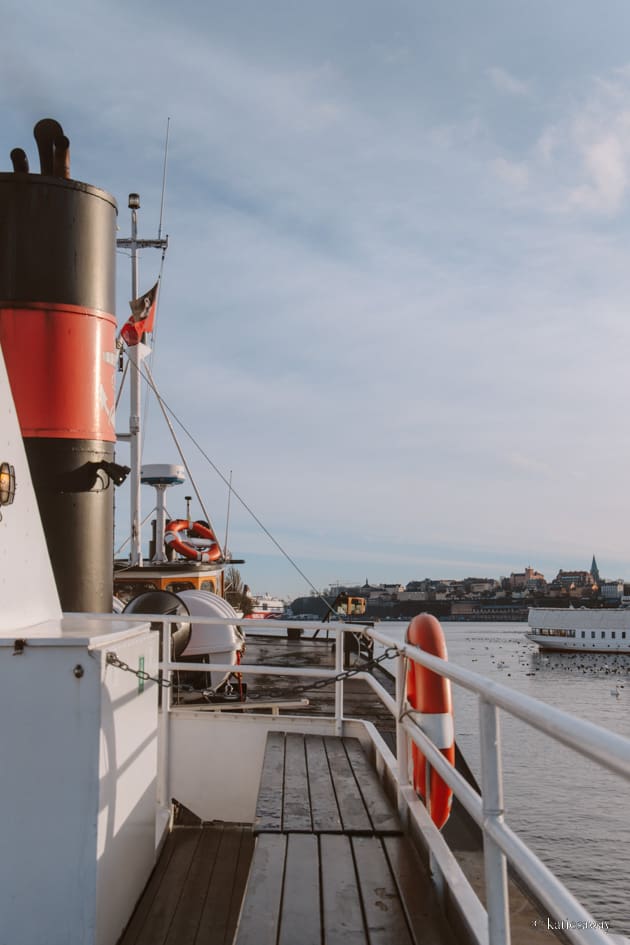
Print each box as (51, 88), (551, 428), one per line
(590, 555), (600, 585)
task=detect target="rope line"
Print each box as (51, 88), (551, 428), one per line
(119, 348), (334, 611)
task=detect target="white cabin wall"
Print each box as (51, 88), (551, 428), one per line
(0, 642), (101, 944)
(95, 630), (160, 945)
(0, 346), (62, 631)
(0, 624), (159, 945)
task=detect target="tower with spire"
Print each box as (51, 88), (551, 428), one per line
(590, 555), (600, 586)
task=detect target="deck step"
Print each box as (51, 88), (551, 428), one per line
(235, 731), (455, 945)
(254, 732), (402, 835)
(235, 830), (454, 945)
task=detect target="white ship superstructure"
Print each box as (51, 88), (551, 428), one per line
(527, 607), (630, 652)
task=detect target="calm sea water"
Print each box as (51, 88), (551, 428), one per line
(394, 620), (630, 938)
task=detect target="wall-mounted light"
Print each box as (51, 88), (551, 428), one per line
(0, 462), (16, 520)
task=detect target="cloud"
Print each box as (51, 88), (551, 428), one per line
(569, 125), (630, 214)
(506, 452), (552, 478)
(492, 157), (529, 189)
(534, 74), (630, 216)
(487, 67), (531, 97)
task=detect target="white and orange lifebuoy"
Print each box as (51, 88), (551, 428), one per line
(164, 520), (221, 562)
(406, 613), (455, 829)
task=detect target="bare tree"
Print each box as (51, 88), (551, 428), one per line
(224, 566), (253, 616)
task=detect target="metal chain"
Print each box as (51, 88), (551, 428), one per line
(248, 644), (401, 700)
(106, 651), (175, 688)
(105, 644), (402, 696)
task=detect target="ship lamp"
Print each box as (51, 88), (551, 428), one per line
(0, 462), (16, 518)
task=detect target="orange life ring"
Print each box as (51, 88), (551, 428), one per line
(164, 520), (221, 562)
(406, 613), (455, 829)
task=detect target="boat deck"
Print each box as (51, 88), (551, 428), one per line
(118, 634), (551, 945)
(118, 732), (455, 945)
(235, 730), (455, 945)
(118, 822), (255, 945)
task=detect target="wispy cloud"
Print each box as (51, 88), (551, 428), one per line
(506, 452), (552, 478)
(568, 119), (630, 214)
(515, 72), (630, 216)
(487, 66), (531, 97)
(491, 156), (529, 189)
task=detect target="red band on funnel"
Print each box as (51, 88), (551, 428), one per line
(0, 301), (117, 441)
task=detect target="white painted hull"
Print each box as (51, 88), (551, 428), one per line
(246, 595), (286, 620)
(527, 607), (630, 652)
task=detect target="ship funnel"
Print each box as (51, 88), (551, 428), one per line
(33, 118), (70, 178)
(0, 118), (117, 612)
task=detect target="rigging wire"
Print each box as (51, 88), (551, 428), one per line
(142, 361), (221, 549)
(115, 358), (129, 409)
(224, 469), (233, 558)
(131, 117), (172, 461)
(114, 506), (158, 558)
(121, 350), (332, 607)
(140, 256), (166, 459)
(143, 115), (172, 429)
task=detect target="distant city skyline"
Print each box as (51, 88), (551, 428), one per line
(238, 549), (629, 599)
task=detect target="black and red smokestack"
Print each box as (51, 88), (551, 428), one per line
(0, 119), (119, 612)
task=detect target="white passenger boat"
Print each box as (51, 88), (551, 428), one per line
(526, 607), (630, 653)
(246, 593), (287, 619)
(1, 119), (629, 945)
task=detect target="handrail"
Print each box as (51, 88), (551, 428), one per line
(370, 628), (630, 779)
(100, 611), (624, 945)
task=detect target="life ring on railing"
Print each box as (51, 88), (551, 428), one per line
(164, 520), (222, 562)
(406, 613), (455, 830)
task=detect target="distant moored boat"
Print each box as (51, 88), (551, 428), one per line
(526, 606), (630, 652)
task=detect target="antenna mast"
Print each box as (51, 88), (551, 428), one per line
(116, 194), (168, 566)
(158, 118), (170, 242)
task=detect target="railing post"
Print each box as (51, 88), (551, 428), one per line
(396, 650), (409, 794)
(157, 618), (172, 810)
(479, 698), (511, 945)
(334, 625), (344, 736)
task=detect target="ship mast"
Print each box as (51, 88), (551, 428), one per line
(116, 194), (168, 566)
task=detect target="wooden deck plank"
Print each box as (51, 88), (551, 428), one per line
(352, 836), (414, 945)
(304, 734), (343, 833)
(235, 734), (458, 945)
(118, 829), (182, 945)
(233, 833), (287, 945)
(324, 736), (372, 833)
(132, 827), (203, 945)
(195, 825), (252, 945)
(383, 836), (456, 945)
(320, 834), (368, 945)
(255, 731), (285, 832)
(163, 825), (224, 945)
(282, 732), (312, 831)
(224, 828), (256, 945)
(342, 737), (402, 834)
(277, 834), (321, 945)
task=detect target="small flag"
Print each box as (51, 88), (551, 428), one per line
(121, 281), (159, 346)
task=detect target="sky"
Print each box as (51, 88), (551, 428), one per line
(4, 1), (630, 597)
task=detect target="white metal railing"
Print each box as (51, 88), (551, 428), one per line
(99, 612), (627, 945)
(370, 625), (628, 945)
